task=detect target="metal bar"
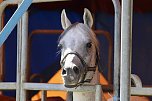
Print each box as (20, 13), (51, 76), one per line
(41, 91), (47, 101)
(3, 0), (18, 4)
(131, 87), (152, 96)
(16, 5), (29, 101)
(32, 0), (68, 3)
(0, 42), (4, 82)
(16, 6), (22, 101)
(29, 29), (112, 35)
(0, 2), (6, 83)
(0, 82), (16, 90)
(23, 83), (96, 92)
(95, 85), (102, 101)
(18, 11), (29, 101)
(112, 0), (121, 100)
(120, 0), (133, 101)
(131, 74), (142, 88)
(0, 26), (4, 94)
(0, 0), (32, 47)
(1, 0), (68, 5)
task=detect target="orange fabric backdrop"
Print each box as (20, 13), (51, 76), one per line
(32, 69), (108, 100)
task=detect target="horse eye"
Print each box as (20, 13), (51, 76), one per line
(58, 44), (63, 49)
(86, 42), (92, 48)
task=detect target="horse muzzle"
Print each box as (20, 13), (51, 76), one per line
(60, 52), (90, 88)
(61, 66), (82, 88)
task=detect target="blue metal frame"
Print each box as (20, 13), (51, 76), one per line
(0, 0), (32, 47)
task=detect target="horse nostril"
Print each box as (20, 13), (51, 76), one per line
(73, 66), (79, 74)
(62, 69), (67, 75)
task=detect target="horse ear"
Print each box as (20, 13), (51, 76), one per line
(61, 9), (71, 30)
(83, 8), (93, 28)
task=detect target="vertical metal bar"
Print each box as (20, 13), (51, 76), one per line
(16, 15), (22, 101)
(41, 91), (47, 101)
(0, 45), (4, 82)
(0, 0), (32, 47)
(19, 11), (29, 101)
(0, 1), (6, 82)
(112, 0), (121, 100)
(120, 0), (133, 101)
(17, 11), (29, 101)
(0, 7), (5, 95)
(95, 85), (102, 101)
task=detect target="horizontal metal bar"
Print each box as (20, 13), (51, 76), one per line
(29, 29), (110, 35)
(32, 0), (69, 3)
(131, 87), (152, 96)
(3, 0), (68, 5)
(23, 83), (96, 92)
(0, 82), (16, 90)
(0, 83), (152, 96)
(0, 0), (32, 47)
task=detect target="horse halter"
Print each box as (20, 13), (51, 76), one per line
(59, 22), (101, 87)
(60, 51), (97, 86)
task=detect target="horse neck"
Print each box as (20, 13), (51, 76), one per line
(90, 66), (100, 84)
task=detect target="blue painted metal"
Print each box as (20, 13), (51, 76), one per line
(0, 0), (32, 47)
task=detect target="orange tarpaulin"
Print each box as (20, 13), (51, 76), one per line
(32, 69), (108, 100)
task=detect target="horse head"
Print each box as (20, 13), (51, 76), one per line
(58, 8), (100, 88)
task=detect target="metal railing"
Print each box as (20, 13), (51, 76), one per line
(0, 0), (152, 101)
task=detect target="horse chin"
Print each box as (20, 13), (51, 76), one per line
(63, 81), (79, 88)
(62, 77), (79, 88)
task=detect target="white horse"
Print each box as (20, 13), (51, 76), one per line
(58, 8), (104, 101)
